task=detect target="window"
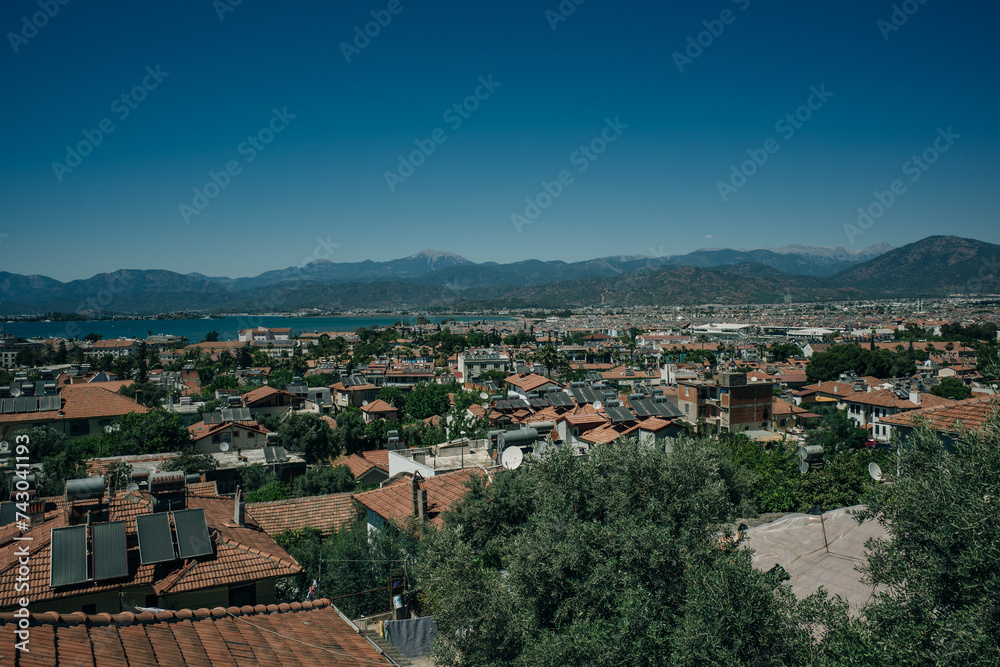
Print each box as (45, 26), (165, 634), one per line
(229, 583), (256, 607)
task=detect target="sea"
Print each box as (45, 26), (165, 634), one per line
(1, 315), (513, 343)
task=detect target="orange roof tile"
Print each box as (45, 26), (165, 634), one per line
(880, 395), (1000, 432)
(0, 599), (393, 666)
(360, 450), (389, 471)
(247, 493), (355, 537)
(353, 469), (484, 528)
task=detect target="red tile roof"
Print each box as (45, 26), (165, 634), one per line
(880, 395), (1000, 432)
(241, 385), (291, 406)
(0, 599), (394, 666)
(360, 399), (397, 414)
(504, 373), (558, 392)
(0, 384), (148, 426)
(353, 469), (484, 528)
(247, 493), (355, 537)
(0, 491), (300, 610)
(360, 450), (390, 471)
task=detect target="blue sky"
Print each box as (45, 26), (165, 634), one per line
(2, 0), (998, 281)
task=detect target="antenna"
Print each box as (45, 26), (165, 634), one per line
(220, 441), (230, 452)
(868, 462), (882, 482)
(501, 446), (524, 470)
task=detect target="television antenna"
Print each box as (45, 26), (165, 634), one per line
(501, 446), (523, 470)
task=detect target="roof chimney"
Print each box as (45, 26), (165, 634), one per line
(234, 487), (245, 526)
(411, 474), (427, 521)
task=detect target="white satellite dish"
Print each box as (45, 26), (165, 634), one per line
(125, 482), (140, 493)
(362, 400), (369, 406)
(501, 446), (524, 470)
(799, 460), (810, 475)
(10, 386), (21, 397)
(593, 401), (603, 411)
(868, 462), (883, 482)
(479, 392), (488, 399)
(220, 441), (230, 452)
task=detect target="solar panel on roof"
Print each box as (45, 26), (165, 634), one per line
(137, 513), (176, 564)
(2, 399), (12, 413)
(571, 388), (588, 404)
(657, 402), (683, 419)
(50, 525), (89, 587)
(26, 397), (38, 412)
(173, 508), (213, 559)
(515, 399), (529, 409)
(0, 503), (16, 526)
(631, 400), (655, 418)
(92, 521), (128, 580)
(608, 406), (635, 423)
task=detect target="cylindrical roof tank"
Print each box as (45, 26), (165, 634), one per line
(149, 471), (186, 492)
(529, 421), (555, 434)
(798, 445), (824, 461)
(66, 476), (106, 501)
(497, 428), (538, 449)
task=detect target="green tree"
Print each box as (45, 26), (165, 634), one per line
(101, 410), (190, 456)
(417, 437), (832, 666)
(404, 382), (452, 421)
(279, 412), (341, 463)
(929, 376), (971, 401)
(839, 414), (1000, 664)
(161, 444), (219, 476)
(292, 464), (355, 497)
(202, 330), (220, 342)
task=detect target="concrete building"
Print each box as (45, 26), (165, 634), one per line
(677, 372), (773, 434)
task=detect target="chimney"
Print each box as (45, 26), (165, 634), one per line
(909, 390), (920, 406)
(833, 386), (837, 394)
(234, 488), (245, 526)
(411, 474), (427, 521)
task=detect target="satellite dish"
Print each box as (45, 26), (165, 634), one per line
(868, 462), (883, 482)
(10, 386), (21, 397)
(593, 401), (603, 410)
(482, 402), (489, 409)
(362, 400), (369, 406)
(220, 442), (230, 452)
(125, 482), (140, 493)
(479, 392), (488, 399)
(799, 460), (810, 475)
(501, 446), (523, 470)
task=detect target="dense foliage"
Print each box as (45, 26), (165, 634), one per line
(805, 344), (916, 382)
(416, 437), (837, 666)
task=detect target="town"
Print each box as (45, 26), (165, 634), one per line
(1, 293), (998, 663)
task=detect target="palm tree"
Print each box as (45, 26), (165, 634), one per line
(533, 344), (561, 379)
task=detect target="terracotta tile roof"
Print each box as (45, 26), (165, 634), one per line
(360, 399), (397, 414)
(247, 493), (355, 538)
(241, 386), (291, 406)
(504, 373), (558, 392)
(353, 468), (484, 528)
(802, 381), (860, 398)
(336, 453), (378, 479)
(187, 420), (270, 440)
(360, 450), (389, 471)
(0, 492), (300, 610)
(0, 384), (148, 426)
(635, 417), (675, 432)
(845, 389), (956, 410)
(880, 395), (1000, 432)
(0, 599), (393, 666)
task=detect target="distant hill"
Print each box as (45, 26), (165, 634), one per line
(1, 237), (994, 315)
(831, 236), (1000, 295)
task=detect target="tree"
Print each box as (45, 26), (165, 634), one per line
(161, 444), (219, 476)
(929, 376), (971, 401)
(404, 382), (452, 421)
(101, 410), (190, 456)
(293, 465), (356, 497)
(83, 332), (103, 343)
(279, 412), (341, 463)
(840, 413), (1000, 664)
(417, 437), (832, 666)
(770, 342), (803, 360)
(532, 343), (561, 379)
(202, 330), (220, 342)
(376, 386), (405, 411)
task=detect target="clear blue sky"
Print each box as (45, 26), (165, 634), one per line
(2, 0), (998, 281)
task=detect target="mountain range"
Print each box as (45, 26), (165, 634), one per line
(1, 238), (996, 315)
